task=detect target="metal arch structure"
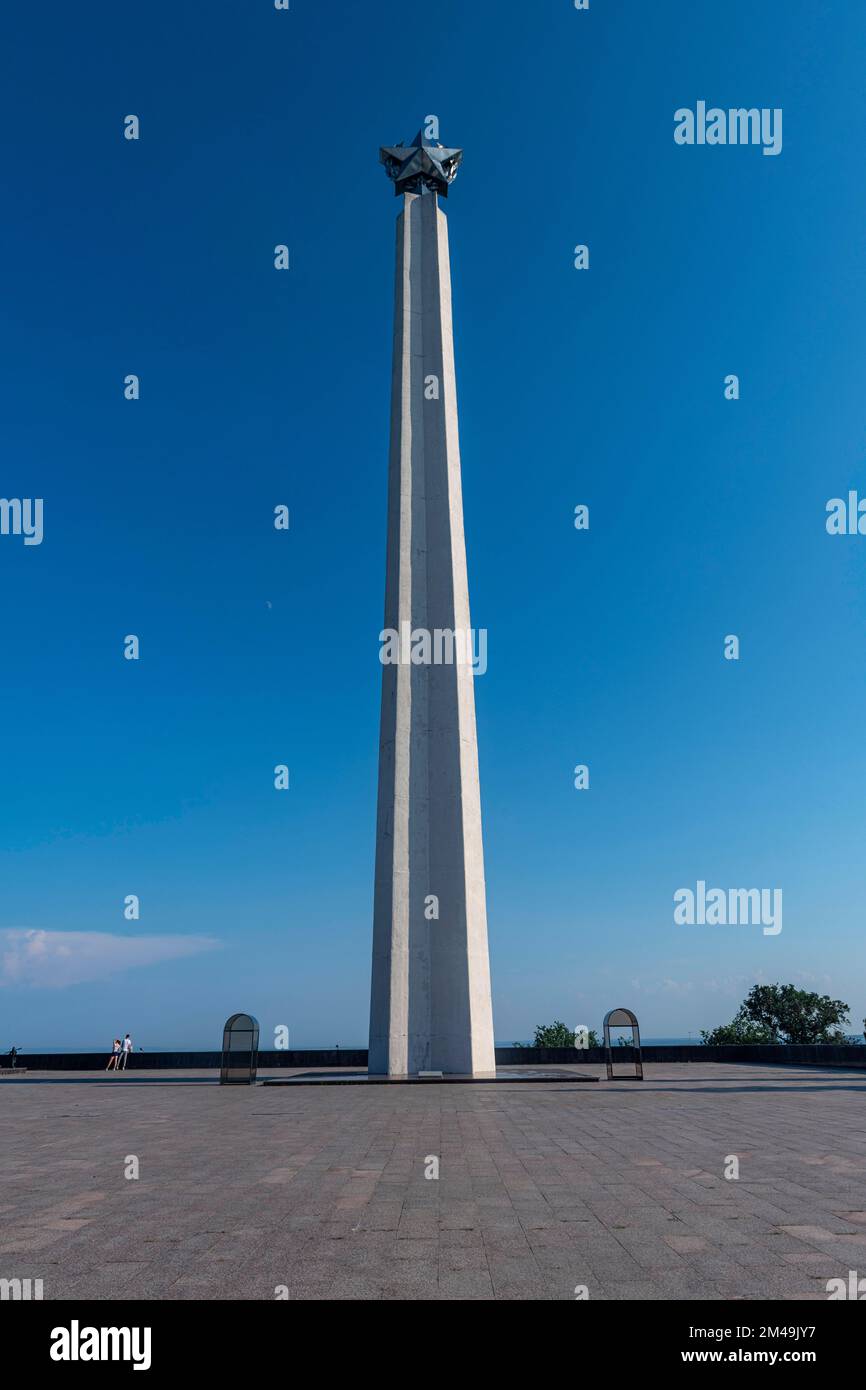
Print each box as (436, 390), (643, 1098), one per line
(219, 1013), (260, 1086)
(603, 1007), (643, 1080)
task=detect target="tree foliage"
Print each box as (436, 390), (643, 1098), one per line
(521, 1021), (600, 1049)
(702, 984), (854, 1046)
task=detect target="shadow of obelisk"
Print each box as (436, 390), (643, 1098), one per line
(369, 124), (496, 1078)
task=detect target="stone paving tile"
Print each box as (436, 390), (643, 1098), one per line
(438, 1268), (495, 1299)
(2, 1062), (865, 1300)
(599, 1280), (665, 1300)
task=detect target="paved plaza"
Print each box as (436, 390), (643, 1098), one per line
(2, 1063), (866, 1300)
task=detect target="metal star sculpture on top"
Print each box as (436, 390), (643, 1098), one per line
(379, 124), (463, 198)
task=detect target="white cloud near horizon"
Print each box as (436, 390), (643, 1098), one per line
(0, 929), (220, 989)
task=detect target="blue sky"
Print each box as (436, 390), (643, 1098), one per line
(2, 0), (865, 1050)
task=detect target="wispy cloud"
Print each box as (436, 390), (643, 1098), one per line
(0, 930), (220, 988)
(629, 973), (750, 999)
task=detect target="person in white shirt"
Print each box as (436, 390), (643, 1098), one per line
(120, 1033), (133, 1070)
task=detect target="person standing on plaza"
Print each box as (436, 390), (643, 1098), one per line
(106, 1038), (121, 1071)
(120, 1033), (133, 1070)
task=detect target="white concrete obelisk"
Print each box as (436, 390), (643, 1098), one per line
(368, 125), (496, 1077)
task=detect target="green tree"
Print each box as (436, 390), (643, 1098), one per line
(700, 1017), (777, 1046)
(702, 984), (853, 1046)
(523, 1021), (600, 1048)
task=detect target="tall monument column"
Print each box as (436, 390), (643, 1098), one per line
(368, 125), (496, 1077)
